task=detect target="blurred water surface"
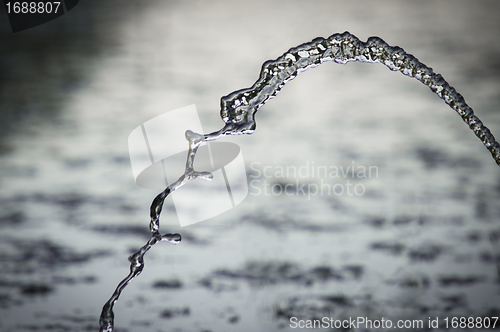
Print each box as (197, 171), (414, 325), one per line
(0, 1), (499, 331)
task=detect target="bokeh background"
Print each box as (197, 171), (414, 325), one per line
(1, 1), (499, 331)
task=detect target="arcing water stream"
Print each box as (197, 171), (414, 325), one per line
(99, 31), (500, 332)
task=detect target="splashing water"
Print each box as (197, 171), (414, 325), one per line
(99, 31), (500, 332)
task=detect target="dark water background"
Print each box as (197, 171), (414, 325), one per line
(0, 1), (499, 331)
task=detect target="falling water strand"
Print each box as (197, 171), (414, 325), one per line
(98, 131), (212, 332)
(99, 31), (500, 332)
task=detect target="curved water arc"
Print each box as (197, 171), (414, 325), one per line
(206, 31), (500, 166)
(100, 31), (500, 332)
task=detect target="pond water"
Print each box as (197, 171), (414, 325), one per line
(0, 1), (499, 331)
